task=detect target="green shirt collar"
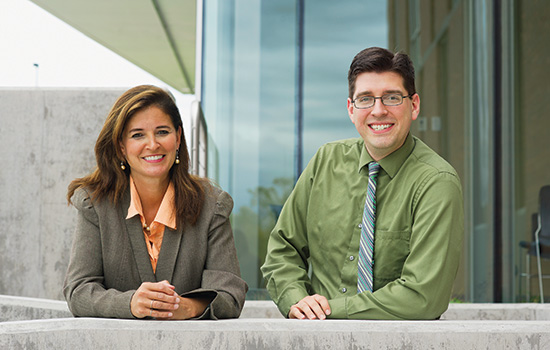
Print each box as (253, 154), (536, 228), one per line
(358, 133), (415, 179)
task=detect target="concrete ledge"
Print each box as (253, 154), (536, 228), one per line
(2, 296), (550, 349)
(2, 295), (550, 321)
(441, 303), (550, 320)
(240, 300), (284, 319)
(1, 317), (549, 349)
(0, 295), (71, 322)
(241, 300), (550, 320)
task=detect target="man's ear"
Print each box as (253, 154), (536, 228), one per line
(411, 93), (420, 121)
(347, 98), (355, 123)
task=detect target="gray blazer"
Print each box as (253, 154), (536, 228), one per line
(63, 185), (248, 319)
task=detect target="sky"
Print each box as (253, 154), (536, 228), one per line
(0, 0), (191, 106)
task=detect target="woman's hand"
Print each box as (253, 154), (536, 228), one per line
(157, 297), (211, 320)
(130, 280), (180, 319)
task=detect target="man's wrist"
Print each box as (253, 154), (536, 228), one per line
(326, 297), (346, 319)
(279, 290), (309, 318)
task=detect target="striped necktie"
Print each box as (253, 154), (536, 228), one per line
(357, 161), (380, 293)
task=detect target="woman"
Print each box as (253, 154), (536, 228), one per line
(64, 85), (247, 319)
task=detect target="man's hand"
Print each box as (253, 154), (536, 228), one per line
(288, 294), (331, 320)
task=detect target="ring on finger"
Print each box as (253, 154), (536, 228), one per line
(150, 300), (154, 316)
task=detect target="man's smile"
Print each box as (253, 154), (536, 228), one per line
(369, 123), (393, 132)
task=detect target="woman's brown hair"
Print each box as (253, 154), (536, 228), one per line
(67, 85), (208, 225)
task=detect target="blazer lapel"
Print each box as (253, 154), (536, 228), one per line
(122, 189), (156, 283)
(155, 225), (183, 283)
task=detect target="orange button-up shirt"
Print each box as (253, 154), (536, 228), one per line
(126, 177), (176, 273)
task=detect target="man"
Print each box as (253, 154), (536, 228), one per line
(261, 47), (463, 320)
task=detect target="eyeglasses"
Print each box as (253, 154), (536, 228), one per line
(352, 93), (415, 109)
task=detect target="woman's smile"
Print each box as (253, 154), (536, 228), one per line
(143, 154), (165, 162)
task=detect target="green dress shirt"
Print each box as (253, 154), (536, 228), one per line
(261, 134), (463, 319)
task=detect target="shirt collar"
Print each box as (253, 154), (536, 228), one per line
(126, 176), (177, 230)
(358, 133), (415, 179)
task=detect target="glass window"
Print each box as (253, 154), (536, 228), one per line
(514, 0), (550, 302)
(303, 1), (387, 163)
(202, 0), (387, 298)
(387, 0), (550, 302)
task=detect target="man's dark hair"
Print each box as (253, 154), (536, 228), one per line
(348, 47), (416, 99)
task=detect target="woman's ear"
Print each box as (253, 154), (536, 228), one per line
(177, 126), (182, 149)
(119, 141), (127, 157)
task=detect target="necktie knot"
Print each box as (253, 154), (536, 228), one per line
(368, 162), (380, 178)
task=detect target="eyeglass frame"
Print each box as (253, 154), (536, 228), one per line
(351, 93), (416, 109)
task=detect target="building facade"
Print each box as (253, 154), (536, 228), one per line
(201, 0), (389, 297)
(387, 0), (550, 302)
(201, 0), (550, 302)
(19, 0), (550, 303)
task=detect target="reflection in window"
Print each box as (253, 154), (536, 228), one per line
(203, 0), (387, 297)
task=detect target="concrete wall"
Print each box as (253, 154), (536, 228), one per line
(0, 88), (125, 300)
(3, 318), (550, 350)
(2, 296), (550, 349)
(0, 295), (71, 322)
